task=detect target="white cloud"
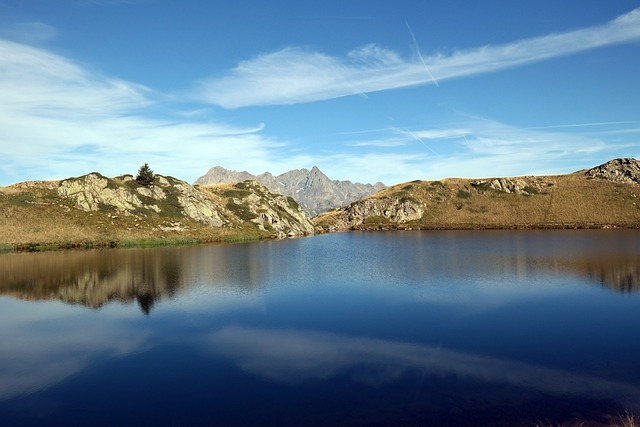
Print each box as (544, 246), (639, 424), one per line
(335, 118), (632, 183)
(206, 326), (640, 408)
(196, 7), (640, 108)
(0, 298), (148, 401)
(0, 38), (296, 184)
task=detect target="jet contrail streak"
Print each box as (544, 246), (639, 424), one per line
(406, 21), (439, 87)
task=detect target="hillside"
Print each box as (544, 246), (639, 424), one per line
(0, 172), (315, 250)
(314, 158), (640, 232)
(195, 166), (385, 216)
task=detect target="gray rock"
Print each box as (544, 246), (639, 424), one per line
(585, 158), (640, 185)
(195, 166), (385, 217)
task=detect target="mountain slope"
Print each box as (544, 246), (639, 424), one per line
(194, 166), (385, 216)
(314, 159), (640, 232)
(0, 172), (315, 249)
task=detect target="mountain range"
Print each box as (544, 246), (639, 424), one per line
(1, 158), (640, 251)
(194, 166), (385, 217)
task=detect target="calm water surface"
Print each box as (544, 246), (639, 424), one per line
(1, 230), (640, 426)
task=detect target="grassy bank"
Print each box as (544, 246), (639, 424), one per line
(315, 172), (640, 231)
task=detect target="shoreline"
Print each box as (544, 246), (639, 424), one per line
(2, 222), (639, 254)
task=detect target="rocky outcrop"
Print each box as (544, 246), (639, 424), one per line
(585, 158), (640, 185)
(58, 173), (224, 226)
(471, 177), (543, 195)
(319, 197), (424, 232)
(204, 180), (316, 237)
(195, 166), (385, 217)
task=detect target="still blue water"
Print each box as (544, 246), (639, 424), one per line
(1, 230), (640, 426)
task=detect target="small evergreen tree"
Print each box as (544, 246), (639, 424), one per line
(136, 163), (155, 187)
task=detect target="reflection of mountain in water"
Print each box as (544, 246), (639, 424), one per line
(0, 249), (185, 314)
(1, 233), (639, 315)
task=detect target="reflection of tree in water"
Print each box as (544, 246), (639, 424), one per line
(0, 248), (186, 314)
(137, 293), (154, 316)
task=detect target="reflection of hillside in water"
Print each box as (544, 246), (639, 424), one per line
(582, 256), (640, 293)
(0, 233), (638, 314)
(0, 243), (276, 314)
(0, 249), (186, 314)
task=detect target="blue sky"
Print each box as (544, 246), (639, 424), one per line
(0, 0), (639, 186)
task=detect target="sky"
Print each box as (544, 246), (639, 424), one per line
(0, 0), (639, 186)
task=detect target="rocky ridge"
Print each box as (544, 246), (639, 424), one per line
(314, 158), (640, 232)
(58, 173), (225, 226)
(200, 180), (316, 237)
(584, 158), (640, 184)
(194, 166), (385, 217)
(0, 171), (316, 244)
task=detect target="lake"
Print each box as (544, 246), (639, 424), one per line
(1, 230), (640, 426)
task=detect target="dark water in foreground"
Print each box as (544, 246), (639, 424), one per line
(1, 230), (640, 426)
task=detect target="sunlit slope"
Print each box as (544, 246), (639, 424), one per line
(0, 174), (315, 249)
(314, 160), (640, 231)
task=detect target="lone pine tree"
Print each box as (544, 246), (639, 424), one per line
(136, 163), (155, 187)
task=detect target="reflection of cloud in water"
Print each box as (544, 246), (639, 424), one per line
(0, 298), (149, 401)
(207, 326), (640, 409)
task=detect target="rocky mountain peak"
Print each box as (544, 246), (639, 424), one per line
(194, 166), (385, 217)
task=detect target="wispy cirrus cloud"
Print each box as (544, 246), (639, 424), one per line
(334, 118), (635, 182)
(0, 38), (295, 184)
(196, 7), (640, 108)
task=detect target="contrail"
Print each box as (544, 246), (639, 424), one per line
(396, 127), (439, 155)
(406, 21), (439, 87)
(462, 134), (473, 150)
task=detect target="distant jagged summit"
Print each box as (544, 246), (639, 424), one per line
(195, 166), (385, 217)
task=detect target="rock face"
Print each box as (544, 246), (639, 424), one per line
(319, 197), (424, 232)
(56, 173), (315, 237)
(585, 158), (640, 185)
(195, 166), (385, 217)
(58, 173), (224, 226)
(471, 177), (543, 195)
(208, 180), (315, 238)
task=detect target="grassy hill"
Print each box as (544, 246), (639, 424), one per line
(314, 160), (640, 231)
(2, 159), (640, 251)
(0, 173), (315, 251)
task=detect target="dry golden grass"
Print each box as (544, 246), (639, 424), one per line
(0, 181), (270, 249)
(315, 172), (640, 230)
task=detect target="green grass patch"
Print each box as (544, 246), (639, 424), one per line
(119, 237), (202, 248)
(457, 189), (472, 199)
(223, 234), (262, 243)
(471, 182), (493, 192)
(0, 243), (15, 253)
(156, 194), (183, 218)
(9, 193), (36, 206)
(223, 189), (252, 199)
(226, 200), (258, 221)
(287, 196), (300, 210)
(523, 186), (539, 195)
(399, 196), (419, 204)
